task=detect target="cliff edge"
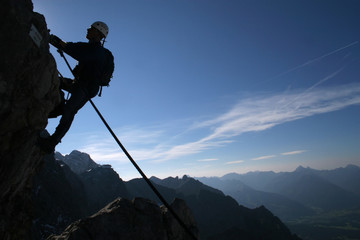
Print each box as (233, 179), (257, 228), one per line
(0, 0), (60, 239)
(48, 198), (199, 240)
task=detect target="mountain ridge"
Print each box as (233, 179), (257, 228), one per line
(197, 176), (315, 221)
(198, 164), (360, 212)
(137, 173), (301, 239)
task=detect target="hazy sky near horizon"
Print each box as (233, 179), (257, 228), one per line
(33, 0), (360, 180)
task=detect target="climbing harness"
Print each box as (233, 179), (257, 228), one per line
(57, 49), (198, 240)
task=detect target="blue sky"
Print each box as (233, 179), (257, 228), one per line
(33, 0), (360, 180)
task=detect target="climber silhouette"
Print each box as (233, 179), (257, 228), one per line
(38, 21), (114, 154)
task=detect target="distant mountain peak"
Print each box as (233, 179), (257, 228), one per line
(295, 165), (311, 172)
(345, 164), (360, 170)
(57, 150), (99, 174)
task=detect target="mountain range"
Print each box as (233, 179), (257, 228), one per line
(32, 150), (300, 240)
(198, 165), (360, 215)
(31, 150), (360, 240)
(196, 176), (315, 221)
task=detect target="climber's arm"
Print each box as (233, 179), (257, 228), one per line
(49, 34), (67, 50)
(49, 35), (87, 61)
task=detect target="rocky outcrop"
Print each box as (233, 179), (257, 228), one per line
(162, 198), (198, 240)
(0, 0), (60, 239)
(48, 198), (199, 240)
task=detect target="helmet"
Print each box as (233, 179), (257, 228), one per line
(91, 21), (109, 38)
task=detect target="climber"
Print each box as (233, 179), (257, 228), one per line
(38, 21), (114, 153)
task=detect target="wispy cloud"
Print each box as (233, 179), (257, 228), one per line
(115, 126), (164, 144)
(152, 139), (233, 162)
(196, 83), (360, 143)
(226, 160), (245, 164)
(281, 150), (307, 156)
(80, 142), (127, 163)
(252, 155), (276, 161)
(197, 158), (219, 162)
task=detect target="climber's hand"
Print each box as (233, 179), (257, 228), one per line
(49, 34), (66, 49)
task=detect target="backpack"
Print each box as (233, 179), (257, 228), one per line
(98, 49), (114, 96)
(100, 49), (114, 87)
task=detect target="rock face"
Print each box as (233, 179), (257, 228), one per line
(32, 155), (88, 240)
(0, 0), (60, 239)
(34, 152), (182, 239)
(79, 164), (130, 215)
(48, 198), (199, 240)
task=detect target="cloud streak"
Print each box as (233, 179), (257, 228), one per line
(197, 158), (219, 162)
(252, 155), (276, 161)
(281, 150), (307, 156)
(226, 160), (245, 165)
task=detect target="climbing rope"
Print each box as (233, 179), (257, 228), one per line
(57, 70), (70, 100)
(57, 49), (198, 240)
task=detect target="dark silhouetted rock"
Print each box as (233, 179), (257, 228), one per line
(126, 178), (177, 204)
(48, 198), (199, 240)
(79, 164), (130, 215)
(131, 176), (300, 240)
(32, 152), (132, 239)
(162, 198), (199, 240)
(31, 154), (88, 239)
(0, 0), (60, 239)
